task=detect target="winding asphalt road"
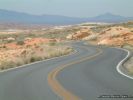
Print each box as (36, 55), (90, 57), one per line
(0, 42), (133, 100)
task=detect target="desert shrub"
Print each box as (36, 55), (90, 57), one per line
(48, 42), (56, 46)
(17, 40), (25, 45)
(84, 34), (98, 41)
(0, 43), (73, 70)
(0, 60), (16, 70)
(109, 32), (120, 38)
(124, 56), (133, 74)
(30, 56), (42, 62)
(0, 45), (6, 48)
(7, 40), (13, 43)
(122, 43), (133, 50)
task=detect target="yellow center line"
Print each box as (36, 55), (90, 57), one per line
(48, 46), (103, 100)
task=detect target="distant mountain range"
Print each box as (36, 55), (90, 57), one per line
(0, 9), (132, 25)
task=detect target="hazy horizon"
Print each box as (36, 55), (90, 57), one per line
(0, 0), (133, 17)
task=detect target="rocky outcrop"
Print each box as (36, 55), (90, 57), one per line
(66, 26), (133, 46)
(66, 28), (92, 40)
(98, 27), (133, 46)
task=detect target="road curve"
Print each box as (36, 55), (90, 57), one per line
(0, 42), (133, 100)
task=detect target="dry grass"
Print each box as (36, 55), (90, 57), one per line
(124, 57), (133, 75)
(122, 44), (133, 51)
(83, 34), (99, 41)
(123, 44), (133, 75)
(0, 43), (73, 70)
(109, 32), (120, 38)
(126, 66), (133, 74)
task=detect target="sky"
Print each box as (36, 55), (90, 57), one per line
(0, 0), (132, 17)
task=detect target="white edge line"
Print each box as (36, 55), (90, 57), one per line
(84, 42), (133, 79)
(113, 47), (133, 80)
(0, 50), (77, 73)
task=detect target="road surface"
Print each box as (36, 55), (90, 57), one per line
(0, 42), (133, 100)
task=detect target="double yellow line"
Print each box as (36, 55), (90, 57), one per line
(48, 47), (103, 100)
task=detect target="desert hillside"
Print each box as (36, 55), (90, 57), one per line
(66, 22), (133, 46)
(0, 26), (79, 70)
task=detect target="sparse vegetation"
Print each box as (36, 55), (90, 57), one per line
(109, 32), (120, 38)
(81, 23), (99, 26)
(123, 44), (133, 75)
(122, 44), (133, 51)
(91, 25), (113, 33)
(84, 34), (98, 41)
(17, 40), (25, 45)
(0, 42), (73, 70)
(91, 21), (133, 33)
(124, 56), (133, 75)
(0, 25), (78, 70)
(0, 21), (133, 71)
